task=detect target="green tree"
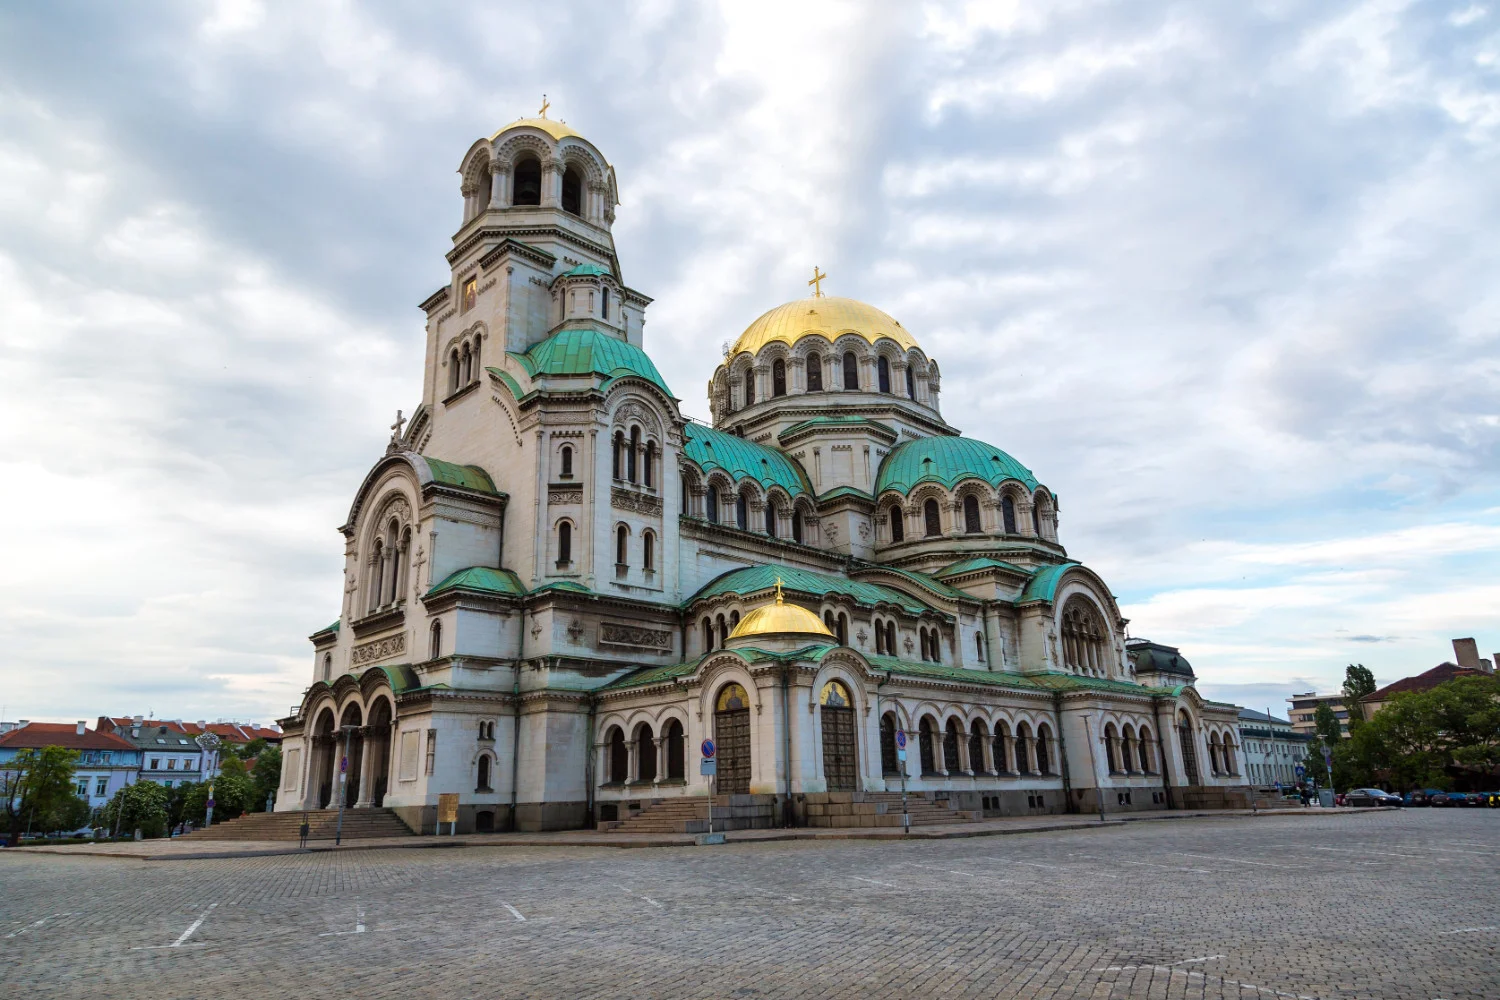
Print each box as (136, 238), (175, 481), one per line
(2, 746), (80, 846)
(99, 781), (171, 839)
(37, 794), (92, 836)
(213, 756), (255, 819)
(167, 781), (197, 829)
(1358, 674), (1500, 790)
(1343, 664), (1378, 727)
(249, 746), (282, 813)
(1302, 738), (1329, 787)
(1313, 703), (1343, 745)
(233, 737), (268, 761)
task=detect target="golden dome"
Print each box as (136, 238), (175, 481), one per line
(730, 296), (920, 357)
(491, 117), (581, 143)
(728, 582), (835, 640)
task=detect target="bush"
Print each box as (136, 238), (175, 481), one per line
(99, 782), (171, 839)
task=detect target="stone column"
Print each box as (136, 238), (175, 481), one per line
(626, 738), (638, 785)
(654, 738), (666, 786)
(352, 731), (373, 808)
(490, 162), (508, 209)
(979, 734), (995, 775)
(542, 158), (562, 208)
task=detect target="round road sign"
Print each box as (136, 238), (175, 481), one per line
(700, 738), (716, 759)
(895, 730), (908, 751)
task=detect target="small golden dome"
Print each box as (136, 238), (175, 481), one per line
(729, 296), (920, 358)
(728, 581), (835, 640)
(491, 117), (581, 143)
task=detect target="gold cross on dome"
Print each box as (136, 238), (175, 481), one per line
(807, 266), (827, 297)
(538, 94), (550, 118)
(775, 576), (784, 604)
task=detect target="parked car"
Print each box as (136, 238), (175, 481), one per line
(1477, 791), (1500, 808)
(1447, 791), (1469, 807)
(1403, 790), (1428, 806)
(1427, 789), (1454, 807)
(1462, 790), (1493, 807)
(1343, 788), (1401, 807)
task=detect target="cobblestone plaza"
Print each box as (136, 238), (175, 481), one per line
(2, 811), (1496, 999)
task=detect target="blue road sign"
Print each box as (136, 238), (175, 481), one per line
(1295, 765), (1305, 777)
(895, 730), (907, 751)
(340, 756), (348, 773)
(700, 738), (715, 759)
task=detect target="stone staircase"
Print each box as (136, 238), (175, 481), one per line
(598, 794), (777, 834)
(181, 808), (414, 841)
(806, 791), (981, 828)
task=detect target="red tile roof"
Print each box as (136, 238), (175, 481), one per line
(0, 723), (136, 751)
(97, 718), (282, 743)
(1364, 663), (1484, 703)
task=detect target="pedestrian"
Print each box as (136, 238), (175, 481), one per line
(1299, 786), (1310, 808)
(299, 814), (310, 849)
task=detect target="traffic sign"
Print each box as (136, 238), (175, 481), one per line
(895, 730), (907, 751)
(1295, 765), (1305, 778)
(700, 759), (717, 776)
(206, 799), (215, 809)
(340, 756), (348, 773)
(700, 738), (715, 759)
(896, 748), (907, 762)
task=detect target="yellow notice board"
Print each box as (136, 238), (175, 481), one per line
(437, 793), (459, 824)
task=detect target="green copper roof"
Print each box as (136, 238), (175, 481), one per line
(1019, 562), (1079, 604)
(854, 565), (973, 603)
(313, 620), (340, 635)
(557, 262), (612, 279)
(682, 423), (812, 497)
(426, 566), (526, 599)
(779, 416), (895, 441)
(531, 580), (594, 596)
(692, 565), (933, 615)
(875, 436), (1040, 495)
(424, 458), (499, 494)
(603, 657), (704, 691)
(934, 556), (1032, 580)
(817, 485), (874, 503)
(489, 368), (525, 400)
(865, 655), (1046, 691)
(510, 327), (672, 397)
(1026, 673), (1157, 697)
(368, 663), (422, 693)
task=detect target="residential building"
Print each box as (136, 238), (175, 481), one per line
(1286, 692), (1349, 736)
(96, 717), (282, 788)
(0, 721), (141, 811)
(1236, 709), (1311, 787)
(1360, 639), (1491, 718)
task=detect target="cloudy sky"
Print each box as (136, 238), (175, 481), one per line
(1, 1), (1496, 727)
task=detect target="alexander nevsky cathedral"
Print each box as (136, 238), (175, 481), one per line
(275, 113), (1251, 833)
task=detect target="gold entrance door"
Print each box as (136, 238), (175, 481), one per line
(715, 683), (751, 795)
(820, 680), (857, 792)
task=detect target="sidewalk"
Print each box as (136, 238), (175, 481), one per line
(3, 805), (1376, 862)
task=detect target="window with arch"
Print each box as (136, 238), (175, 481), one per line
(665, 718), (685, 780)
(877, 355), (891, 393)
(942, 719), (961, 773)
(448, 348), (460, 394)
(322, 652), (333, 681)
(772, 359), (786, 396)
(1001, 496), (1018, 534)
(556, 521), (572, 567)
(601, 287), (609, 320)
(642, 530), (655, 571)
(889, 504), (905, 542)
(476, 753), (493, 792)
(1120, 724), (1136, 773)
(764, 503), (777, 538)
(615, 525), (629, 567)
(842, 351), (858, 390)
(612, 431), (624, 480)
(791, 507), (803, 543)
(993, 722), (1011, 773)
(561, 165), (583, 215)
(924, 498), (941, 537)
(905, 364), (915, 399)
(874, 619), (886, 655)
(884, 621), (896, 655)
(1223, 736), (1237, 775)
(1015, 723), (1032, 773)
(635, 723), (656, 783)
(628, 427), (640, 483)
(702, 616), (713, 652)
(836, 613), (848, 646)
(806, 353), (823, 392)
(963, 494), (981, 533)
(919, 717), (937, 774)
(716, 613), (728, 646)
(429, 620), (442, 660)
(1035, 724), (1053, 774)
(735, 492), (748, 530)
(706, 485), (720, 524)
(1061, 596), (1108, 675)
(744, 370), (755, 406)
(513, 155), (542, 206)
(644, 441), (656, 488)
(969, 720), (989, 774)
(1032, 502), (1041, 536)
(560, 444), (573, 478)
(606, 726), (627, 784)
(975, 632), (985, 662)
(880, 713), (900, 776)
(1104, 723), (1121, 773)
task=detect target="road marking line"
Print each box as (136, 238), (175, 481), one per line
(1072, 854), (1211, 874)
(318, 903), (367, 936)
(984, 857), (1058, 868)
(5, 913), (69, 938)
(1090, 963), (1315, 999)
(904, 863), (1012, 883)
(1440, 925), (1498, 935)
(1172, 852), (1303, 869)
(1169, 955), (1225, 966)
(1302, 846), (1424, 859)
(501, 903), (526, 922)
(640, 896), (664, 909)
(850, 876), (899, 888)
(133, 904), (216, 950)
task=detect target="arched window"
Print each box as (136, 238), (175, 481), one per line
(1120, 725), (1136, 773)
(557, 521), (572, 567)
(877, 355), (891, 393)
(429, 620), (442, 660)
(942, 719), (961, 772)
(1138, 726), (1154, 773)
(806, 353), (823, 392)
(836, 613), (848, 646)
(874, 619), (885, 655)
(470, 337), (480, 375)
(1104, 723), (1121, 773)
(642, 530), (655, 571)
(448, 349), (460, 394)
(477, 753), (492, 792)
(842, 351), (858, 390)
(969, 720), (988, 774)
(681, 476), (691, 518)
(607, 726), (627, 784)
(880, 713), (900, 776)
(601, 287), (609, 320)
(635, 724), (656, 782)
(616, 525), (629, 567)
(919, 717), (936, 774)
(460, 343), (472, 385)
(1036, 724), (1053, 774)
(513, 155), (541, 206)
(1015, 723), (1032, 773)
(716, 614), (728, 646)
(744, 370), (755, 406)
(628, 427), (640, 483)
(665, 719), (685, 780)
(1001, 496), (1018, 534)
(772, 359), (786, 397)
(993, 722), (1011, 773)
(923, 498), (941, 537)
(975, 632), (984, 662)
(368, 538), (384, 612)
(1061, 596), (1108, 675)
(1032, 502), (1041, 536)
(612, 431), (624, 480)
(906, 364), (915, 399)
(702, 617), (713, 652)
(791, 508), (803, 543)
(560, 444), (573, 478)
(963, 494), (981, 533)
(735, 492), (748, 530)
(889, 505), (905, 542)
(885, 621), (896, 655)
(561, 166), (582, 215)
(764, 504), (777, 538)
(322, 652), (333, 680)
(644, 441), (656, 488)
(707, 485), (720, 524)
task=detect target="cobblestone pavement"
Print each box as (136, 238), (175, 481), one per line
(2, 809), (1496, 999)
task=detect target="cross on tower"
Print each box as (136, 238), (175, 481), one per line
(538, 94), (550, 118)
(390, 409), (406, 443)
(807, 266), (827, 298)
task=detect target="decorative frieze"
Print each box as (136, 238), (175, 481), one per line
(611, 487), (662, 516)
(351, 632), (406, 666)
(599, 622), (673, 652)
(549, 487), (584, 505)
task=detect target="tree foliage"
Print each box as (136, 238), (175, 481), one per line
(1342, 663), (1377, 727)
(99, 781), (171, 839)
(1313, 703), (1343, 745)
(250, 746), (282, 812)
(2, 746), (80, 845)
(1331, 674), (1500, 791)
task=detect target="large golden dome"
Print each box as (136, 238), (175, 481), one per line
(729, 586), (835, 640)
(730, 296), (920, 357)
(491, 117), (581, 143)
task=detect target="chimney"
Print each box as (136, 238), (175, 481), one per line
(1453, 638), (1481, 670)
(76, 721), (86, 735)
(133, 715), (143, 726)
(18, 720), (29, 728)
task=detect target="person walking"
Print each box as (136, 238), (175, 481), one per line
(299, 814), (310, 848)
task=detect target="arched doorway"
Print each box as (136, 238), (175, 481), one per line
(819, 680), (857, 791)
(879, 713), (900, 776)
(919, 717), (937, 774)
(339, 703), (364, 808)
(635, 723), (657, 783)
(313, 708), (336, 808)
(664, 719), (685, 781)
(714, 683), (751, 795)
(366, 697), (393, 806)
(1177, 711), (1200, 785)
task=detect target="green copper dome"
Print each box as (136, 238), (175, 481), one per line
(509, 327), (673, 397)
(876, 435), (1040, 495)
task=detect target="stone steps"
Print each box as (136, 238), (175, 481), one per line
(600, 795), (776, 834)
(182, 808), (413, 841)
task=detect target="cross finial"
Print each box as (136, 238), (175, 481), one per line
(807, 266), (827, 298)
(775, 576), (784, 604)
(390, 409), (406, 442)
(538, 94), (550, 119)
